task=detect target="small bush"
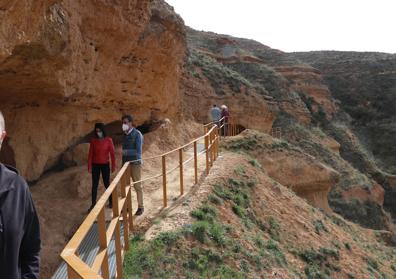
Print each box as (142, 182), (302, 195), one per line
(248, 159), (261, 168)
(391, 263), (396, 272)
(313, 220), (329, 235)
(319, 247), (340, 260)
(232, 204), (246, 217)
(214, 184), (233, 200)
(191, 204), (218, 222)
(208, 223), (226, 246)
(299, 249), (326, 265)
(154, 231), (181, 246)
(208, 194), (222, 205)
(367, 257), (379, 271)
(269, 217), (281, 241)
(191, 221), (209, 243)
(240, 260), (250, 273)
(305, 264), (329, 279)
(234, 165), (246, 175)
(344, 242), (352, 251)
(253, 234), (265, 248)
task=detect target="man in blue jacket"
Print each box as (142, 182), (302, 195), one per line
(0, 111), (41, 278)
(121, 115), (144, 216)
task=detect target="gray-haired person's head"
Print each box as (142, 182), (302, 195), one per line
(0, 111), (6, 149)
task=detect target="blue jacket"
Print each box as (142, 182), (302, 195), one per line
(122, 128), (143, 164)
(210, 107), (221, 122)
(0, 164), (40, 279)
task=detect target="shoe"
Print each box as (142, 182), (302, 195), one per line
(135, 208), (144, 216)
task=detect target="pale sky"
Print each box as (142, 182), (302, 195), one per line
(166, 0), (396, 54)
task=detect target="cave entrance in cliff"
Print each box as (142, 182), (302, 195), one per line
(79, 120), (160, 145)
(228, 124), (245, 136)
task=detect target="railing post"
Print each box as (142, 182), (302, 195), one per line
(210, 130), (214, 167)
(120, 173), (129, 251)
(215, 127), (219, 159)
(127, 165), (134, 232)
(205, 134), (209, 175)
(179, 148), (184, 195)
(193, 141), (198, 184)
(112, 184), (123, 279)
(98, 208), (110, 279)
(162, 155), (167, 207)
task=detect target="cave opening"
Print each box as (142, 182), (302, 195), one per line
(30, 119), (161, 184)
(78, 119), (160, 145)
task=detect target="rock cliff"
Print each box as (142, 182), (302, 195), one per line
(0, 0), (186, 181)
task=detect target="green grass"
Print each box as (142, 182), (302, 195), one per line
(191, 221), (210, 243)
(234, 165), (246, 176)
(344, 242), (352, 251)
(190, 203), (218, 222)
(269, 217), (280, 241)
(313, 220), (329, 235)
(366, 257), (379, 271)
(248, 158), (262, 168)
(208, 194), (222, 205)
(297, 246), (341, 278)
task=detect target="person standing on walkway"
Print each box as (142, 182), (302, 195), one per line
(121, 115), (144, 216)
(209, 104), (221, 125)
(0, 111), (41, 279)
(221, 105), (230, 136)
(88, 123), (116, 211)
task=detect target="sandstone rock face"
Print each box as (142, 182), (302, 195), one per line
(62, 143), (90, 168)
(341, 183), (385, 205)
(0, 0), (186, 180)
(259, 148), (339, 213)
(223, 130), (339, 212)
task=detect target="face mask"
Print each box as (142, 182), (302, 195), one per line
(97, 132), (104, 138)
(122, 124), (130, 132)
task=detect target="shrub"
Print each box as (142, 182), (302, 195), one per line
(191, 204), (218, 222)
(313, 220), (329, 235)
(367, 257), (379, 271)
(232, 204), (245, 217)
(191, 221), (209, 243)
(208, 194), (222, 205)
(248, 158), (262, 168)
(344, 242), (352, 251)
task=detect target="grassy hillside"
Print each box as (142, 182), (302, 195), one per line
(123, 134), (396, 279)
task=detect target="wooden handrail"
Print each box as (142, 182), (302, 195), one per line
(60, 120), (241, 279)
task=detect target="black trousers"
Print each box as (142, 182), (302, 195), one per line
(91, 163), (111, 206)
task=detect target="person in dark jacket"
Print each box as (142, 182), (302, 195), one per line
(121, 115), (144, 216)
(220, 105), (230, 136)
(88, 123), (116, 211)
(0, 111), (41, 279)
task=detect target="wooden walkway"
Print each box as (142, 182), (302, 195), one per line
(53, 142), (207, 278)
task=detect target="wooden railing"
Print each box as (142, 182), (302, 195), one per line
(60, 119), (241, 279)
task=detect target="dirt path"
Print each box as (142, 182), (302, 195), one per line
(122, 140), (208, 228)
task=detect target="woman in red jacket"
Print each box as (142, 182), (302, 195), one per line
(88, 123), (116, 211)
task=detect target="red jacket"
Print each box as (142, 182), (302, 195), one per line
(88, 137), (116, 172)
